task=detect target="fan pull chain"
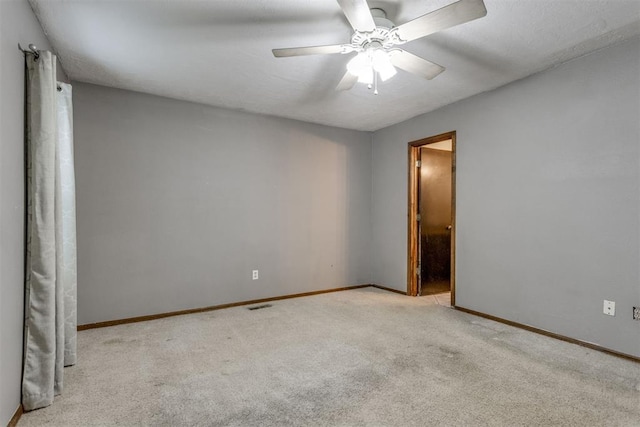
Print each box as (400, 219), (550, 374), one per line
(374, 71), (379, 95)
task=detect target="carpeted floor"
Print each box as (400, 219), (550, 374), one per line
(19, 287), (640, 426)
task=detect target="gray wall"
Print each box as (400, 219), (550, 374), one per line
(73, 83), (372, 325)
(371, 37), (640, 357)
(0, 1), (67, 424)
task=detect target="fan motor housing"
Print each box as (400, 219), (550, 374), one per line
(350, 8), (397, 51)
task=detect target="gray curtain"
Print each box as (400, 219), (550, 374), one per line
(22, 51), (77, 412)
(57, 82), (77, 367)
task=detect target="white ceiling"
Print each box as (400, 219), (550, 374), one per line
(30, 0), (640, 131)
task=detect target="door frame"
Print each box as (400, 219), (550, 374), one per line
(407, 131), (457, 305)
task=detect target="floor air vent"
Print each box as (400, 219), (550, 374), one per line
(248, 304), (272, 311)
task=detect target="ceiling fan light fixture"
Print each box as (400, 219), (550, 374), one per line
(357, 67), (374, 85)
(347, 49), (396, 85)
(346, 52), (369, 75)
(273, 0), (488, 92)
(372, 49), (396, 81)
(377, 63), (396, 82)
(347, 52), (375, 84)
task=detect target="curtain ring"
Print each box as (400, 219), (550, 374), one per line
(18, 43), (40, 59)
(28, 44), (40, 59)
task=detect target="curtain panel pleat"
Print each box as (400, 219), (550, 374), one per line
(22, 51), (77, 412)
(57, 83), (77, 367)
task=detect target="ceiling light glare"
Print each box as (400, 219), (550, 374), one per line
(358, 68), (374, 85)
(347, 53), (369, 76)
(372, 49), (397, 82)
(347, 52), (375, 85)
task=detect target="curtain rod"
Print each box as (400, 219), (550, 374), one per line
(18, 43), (40, 59)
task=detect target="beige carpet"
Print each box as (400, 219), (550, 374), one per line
(19, 287), (640, 426)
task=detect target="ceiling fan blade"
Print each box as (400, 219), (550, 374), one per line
(272, 44), (345, 57)
(337, 0), (376, 32)
(335, 71), (358, 91)
(389, 50), (445, 80)
(395, 0), (487, 43)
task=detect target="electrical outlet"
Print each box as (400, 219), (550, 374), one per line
(603, 300), (615, 316)
(633, 307), (640, 321)
(252, 270), (259, 280)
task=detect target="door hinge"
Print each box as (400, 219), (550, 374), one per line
(416, 213), (421, 222)
(416, 267), (421, 276)
(416, 160), (421, 167)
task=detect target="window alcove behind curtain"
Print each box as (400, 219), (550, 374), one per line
(22, 50), (77, 411)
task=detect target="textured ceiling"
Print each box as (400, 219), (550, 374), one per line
(30, 0), (640, 131)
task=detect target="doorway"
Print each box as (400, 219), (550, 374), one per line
(407, 131), (456, 305)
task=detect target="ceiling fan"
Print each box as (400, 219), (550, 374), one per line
(273, 0), (487, 94)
